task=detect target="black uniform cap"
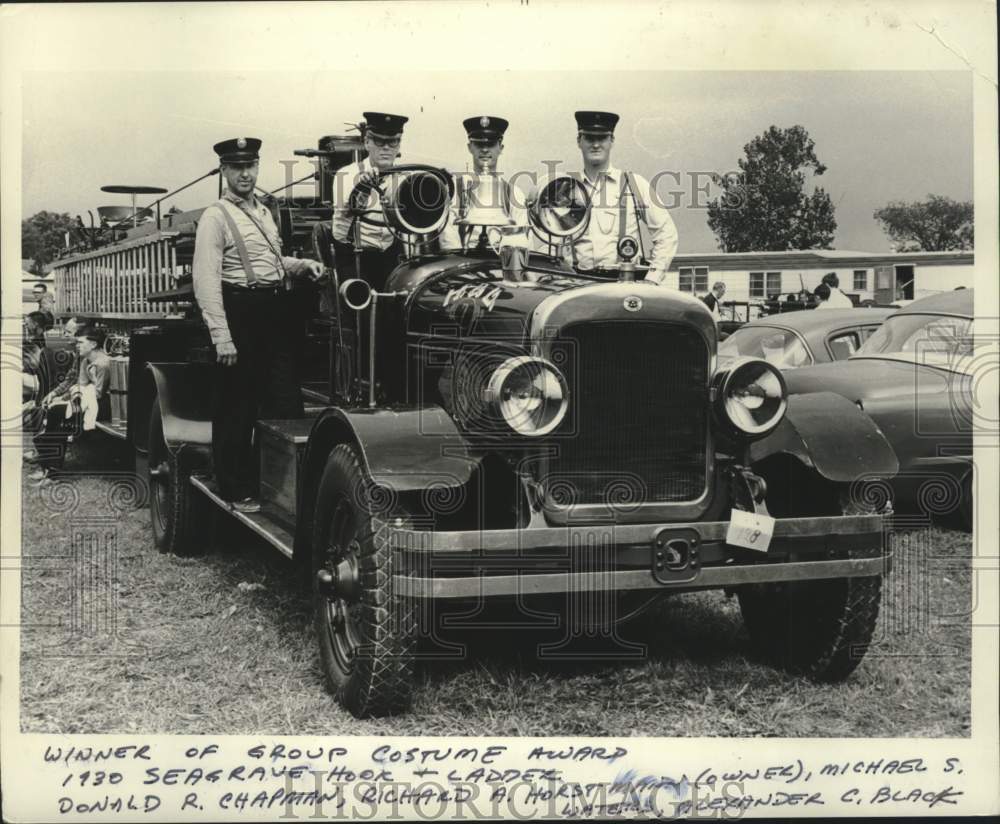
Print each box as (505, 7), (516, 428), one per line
(463, 115), (509, 143)
(574, 111), (620, 136)
(363, 112), (408, 138)
(213, 137), (261, 164)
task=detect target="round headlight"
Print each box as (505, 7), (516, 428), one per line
(713, 357), (787, 437)
(483, 356), (569, 436)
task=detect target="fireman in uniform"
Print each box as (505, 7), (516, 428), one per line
(192, 137), (323, 512)
(536, 111), (679, 282)
(439, 115), (530, 253)
(331, 112), (409, 292)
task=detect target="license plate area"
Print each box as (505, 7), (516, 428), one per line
(651, 528), (701, 584)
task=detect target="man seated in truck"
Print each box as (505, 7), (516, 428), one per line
(330, 112), (409, 292)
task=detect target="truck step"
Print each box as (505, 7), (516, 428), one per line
(189, 476), (295, 560)
(94, 420), (128, 441)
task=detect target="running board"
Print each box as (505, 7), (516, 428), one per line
(95, 420), (128, 441)
(189, 476), (295, 560)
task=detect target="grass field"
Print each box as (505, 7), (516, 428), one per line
(19, 438), (971, 737)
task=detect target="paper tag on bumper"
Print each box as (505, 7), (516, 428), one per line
(726, 509), (775, 552)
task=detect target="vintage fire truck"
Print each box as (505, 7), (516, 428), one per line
(48, 146), (899, 718)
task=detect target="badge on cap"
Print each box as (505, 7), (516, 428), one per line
(237, 137), (247, 149)
(480, 116), (490, 128)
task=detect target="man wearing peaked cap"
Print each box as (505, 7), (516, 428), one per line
(363, 111), (409, 138)
(464, 115), (509, 144)
(331, 112), (410, 291)
(192, 136), (323, 512)
(213, 136), (262, 164)
(537, 110), (678, 281)
(439, 115), (529, 253)
(575, 110), (620, 135)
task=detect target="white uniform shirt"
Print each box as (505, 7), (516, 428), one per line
(192, 192), (314, 345)
(331, 158), (398, 251)
(438, 171), (529, 252)
(533, 166), (678, 282)
(824, 286), (854, 309)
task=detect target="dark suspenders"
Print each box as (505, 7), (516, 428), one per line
(213, 202), (257, 285)
(214, 199), (288, 286)
(574, 171), (647, 269)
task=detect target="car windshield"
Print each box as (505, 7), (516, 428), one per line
(853, 313), (975, 372)
(719, 326), (812, 368)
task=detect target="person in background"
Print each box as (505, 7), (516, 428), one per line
(38, 292), (56, 327)
(813, 282), (834, 310)
(22, 311), (55, 400)
(45, 315), (79, 338)
(701, 281), (727, 321)
(22, 311), (62, 462)
(27, 324), (112, 485)
(818, 272), (853, 308)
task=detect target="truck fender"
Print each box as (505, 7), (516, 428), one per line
(748, 391), (899, 483)
(146, 362), (214, 453)
(295, 405), (480, 561)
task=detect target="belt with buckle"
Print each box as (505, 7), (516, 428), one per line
(223, 281), (281, 294)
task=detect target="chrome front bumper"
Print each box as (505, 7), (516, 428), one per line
(388, 514), (890, 599)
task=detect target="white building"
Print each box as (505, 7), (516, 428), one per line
(662, 249), (973, 305)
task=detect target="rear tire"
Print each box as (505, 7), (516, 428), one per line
(148, 403), (207, 556)
(312, 443), (417, 717)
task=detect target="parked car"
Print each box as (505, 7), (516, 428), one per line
(773, 290), (976, 529)
(720, 308), (895, 368)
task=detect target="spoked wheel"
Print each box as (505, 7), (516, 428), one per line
(312, 443), (416, 717)
(148, 402), (207, 556)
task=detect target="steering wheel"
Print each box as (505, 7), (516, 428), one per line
(347, 164), (455, 229)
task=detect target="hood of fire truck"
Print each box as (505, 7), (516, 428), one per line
(397, 254), (717, 346)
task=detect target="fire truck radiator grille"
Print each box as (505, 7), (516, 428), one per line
(545, 321), (709, 507)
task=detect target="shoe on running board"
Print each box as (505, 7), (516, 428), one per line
(231, 497), (261, 514)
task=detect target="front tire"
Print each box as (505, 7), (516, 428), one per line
(737, 574), (882, 682)
(736, 474), (888, 681)
(312, 443), (416, 717)
(148, 403), (207, 555)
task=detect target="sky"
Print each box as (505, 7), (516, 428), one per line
(22, 70), (972, 254)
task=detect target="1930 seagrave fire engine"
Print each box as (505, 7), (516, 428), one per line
(48, 139), (899, 718)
